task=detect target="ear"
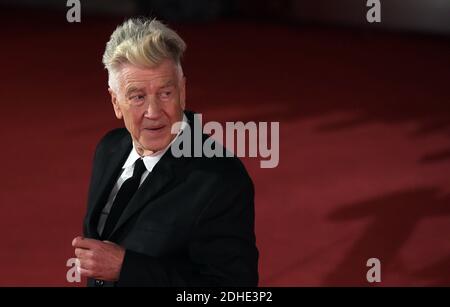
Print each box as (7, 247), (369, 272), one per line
(108, 88), (123, 119)
(179, 76), (186, 110)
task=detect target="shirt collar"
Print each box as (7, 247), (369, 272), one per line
(122, 114), (188, 172)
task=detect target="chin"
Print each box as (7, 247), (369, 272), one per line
(141, 138), (171, 153)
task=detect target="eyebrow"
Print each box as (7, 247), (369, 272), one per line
(125, 80), (176, 96)
(159, 80), (175, 89)
(125, 86), (144, 97)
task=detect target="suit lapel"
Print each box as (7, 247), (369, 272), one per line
(107, 151), (186, 241)
(107, 112), (197, 240)
(86, 133), (132, 239)
(101, 111), (197, 240)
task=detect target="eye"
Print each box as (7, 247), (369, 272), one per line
(159, 91), (172, 100)
(130, 94), (145, 104)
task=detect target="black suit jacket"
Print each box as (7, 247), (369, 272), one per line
(83, 111), (259, 286)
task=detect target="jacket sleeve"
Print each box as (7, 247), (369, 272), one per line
(115, 176), (259, 287)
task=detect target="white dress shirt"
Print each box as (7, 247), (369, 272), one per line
(97, 115), (188, 236)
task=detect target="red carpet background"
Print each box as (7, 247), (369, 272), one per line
(1, 9), (450, 286)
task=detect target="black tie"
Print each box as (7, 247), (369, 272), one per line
(101, 158), (147, 239)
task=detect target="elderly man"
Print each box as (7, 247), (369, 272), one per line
(72, 18), (259, 287)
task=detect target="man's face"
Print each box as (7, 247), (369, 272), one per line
(109, 59), (186, 155)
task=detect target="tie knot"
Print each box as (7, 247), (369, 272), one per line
(133, 158), (147, 178)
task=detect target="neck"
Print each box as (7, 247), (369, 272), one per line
(134, 141), (156, 157)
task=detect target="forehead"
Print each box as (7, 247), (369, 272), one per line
(119, 60), (179, 90)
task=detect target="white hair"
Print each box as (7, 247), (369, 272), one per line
(102, 17), (186, 93)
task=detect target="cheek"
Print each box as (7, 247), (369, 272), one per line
(166, 105), (182, 123)
(172, 96), (185, 113)
(179, 89), (186, 109)
(123, 111), (142, 132)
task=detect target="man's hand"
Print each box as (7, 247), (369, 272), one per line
(72, 236), (125, 281)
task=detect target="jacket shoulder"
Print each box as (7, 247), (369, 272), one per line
(192, 141), (254, 191)
(96, 127), (128, 147)
(99, 127), (129, 144)
(92, 128), (130, 159)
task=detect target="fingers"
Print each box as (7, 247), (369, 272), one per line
(75, 248), (93, 259)
(78, 258), (94, 270)
(72, 236), (84, 246)
(71, 236), (124, 281)
(77, 258), (98, 278)
(73, 236), (100, 277)
(72, 236), (100, 250)
(78, 267), (96, 278)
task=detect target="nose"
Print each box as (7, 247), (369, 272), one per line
(143, 97), (162, 119)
